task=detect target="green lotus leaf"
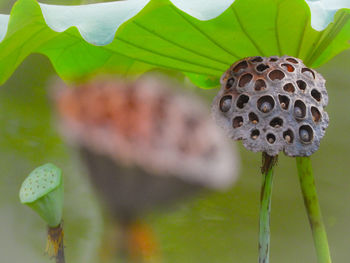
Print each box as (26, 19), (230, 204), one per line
(306, 0), (350, 30)
(0, 15), (9, 42)
(0, 0), (349, 88)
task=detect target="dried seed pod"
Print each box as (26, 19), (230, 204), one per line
(212, 56), (329, 157)
(54, 76), (239, 208)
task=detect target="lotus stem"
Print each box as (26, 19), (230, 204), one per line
(296, 157), (331, 263)
(259, 153), (277, 263)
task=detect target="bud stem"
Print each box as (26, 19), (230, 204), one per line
(296, 157), (332, 263)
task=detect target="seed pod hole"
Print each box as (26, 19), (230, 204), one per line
(294, 100), (306, 119)
(270, 117), (283, 128)
(226, 78), (235, 89)
(281, 63), (295, 72)
(249, 112), (259, 124)
(269, 57), (278, 62)
(299, 125), (314, 143)
(283, 130), (294, 143)
(251, 56), (263, 63)
(311, 106), (321, 122)
(257, 64), (270, 72)
(311, 89), (321, 102)
(219, 95), (232, 112)
(233, 116), (244, 128)
(278, 95), (290, 110)
(269, 70), (285, 81)
(257, 96), (275, 113)
(239, 73), (253, 87)
(266, 133), (276, 144)
(286, 58), (298, 64)
(251, 129), (260, 140)
(233, 60), (248, 72)
(297, 80), (307, 91)
(236, 94), (250, 109)
(302, 68), (315, 79)
(283, 83), (295, 93)
(254, 79), (266, 91)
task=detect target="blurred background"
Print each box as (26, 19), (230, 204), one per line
(1, 1), (350, 262)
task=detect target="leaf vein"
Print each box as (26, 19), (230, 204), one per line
(275, 2), (282, 56)
(65, 32), (220, 76)
(169, 5), (240, 60)
(231, 6), (265, 56)
(132, 20), (231, 67)
(307, 11), (350, 66)
(296, 12), (310, 58)
(116, 36), (224, 72)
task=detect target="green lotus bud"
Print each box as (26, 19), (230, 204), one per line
(19, 163), (64, 228)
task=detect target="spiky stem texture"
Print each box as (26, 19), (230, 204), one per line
(46, 224), (65, 263)
(56, 236), (65, 263)
(296, 157), (332, 263)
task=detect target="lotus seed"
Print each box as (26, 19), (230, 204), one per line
(260, 102), (272, 113)
(220, 96), (232, 112)
(226, 78), (234, 88)
(294, 107), (303, 118)
(300, 129), (310, 141)
(285, 135), (291, 143)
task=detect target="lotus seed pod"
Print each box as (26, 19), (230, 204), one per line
(54, 76), (239, 190)
(19, 163), (64, 227)
(53, 76), (240, 219)
(212, 55), (329, 157)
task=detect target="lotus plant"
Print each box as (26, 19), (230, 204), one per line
(19, 163), (65, 263)
(1, 0), (349, 262)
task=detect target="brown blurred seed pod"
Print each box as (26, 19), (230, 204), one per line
(53, 75), (239, 218)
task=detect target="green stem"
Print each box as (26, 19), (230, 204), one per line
(296, 157), (331, 263)
(259, 153), (276, 263)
